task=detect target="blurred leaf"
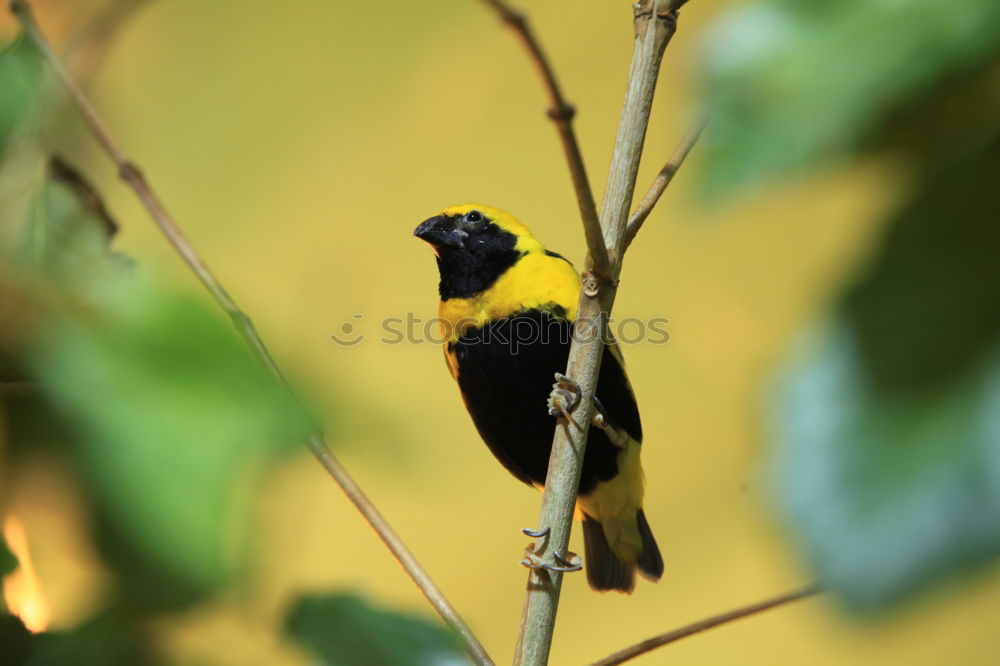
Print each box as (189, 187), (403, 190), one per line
(0, 536), (16, 578)
(770, 139), (1000, 610)
(2, 34), (118, 279)
(0, 48), (313, 608)
(0, 606), (152, 666)
(0, 615), (34, 664)
(873, 59), (1000, 168)
(699, 0), (1000, 194)
(1, 154), (125, 381)
(36, 156), (121, 264)
(44, 607), (153, 666)
(285, 592), (465, 666)
(842, 139), (1000, 390)
(0, 36), (43, 152)
(31, 280), (314, 609)
(773, 329), (1000, 610)
(12, 157), (128, 283)
(0, 36), (46, 273)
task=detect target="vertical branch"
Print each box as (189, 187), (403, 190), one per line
(481, 0), (608, 274)
(514, 2), (682, 664)
(8, 2), (493, 664)
(599, 3), (679, 268)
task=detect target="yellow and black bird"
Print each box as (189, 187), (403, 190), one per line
(414, 203), (663, 593)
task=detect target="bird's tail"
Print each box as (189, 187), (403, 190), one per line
(582, 509), (663, 593)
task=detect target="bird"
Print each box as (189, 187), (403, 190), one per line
(414, 203), (663, 593)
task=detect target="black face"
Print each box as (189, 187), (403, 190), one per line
(414, 209), (522, 300)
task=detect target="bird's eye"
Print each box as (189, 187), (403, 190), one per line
(459, 210), (487, 232)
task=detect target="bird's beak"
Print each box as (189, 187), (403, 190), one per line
(414, 215), (464, 249)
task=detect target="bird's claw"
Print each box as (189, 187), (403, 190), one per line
(521, 528), (582, 573)
(547, 372), (581, 418)
(547, 374), (609, 430)
(552, 550), (581, 570)
(592, 396), (609, 429)
(520, 543), (583, 573)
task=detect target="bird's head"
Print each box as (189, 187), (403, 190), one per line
(414, 204), (543, 255)
(415, 204), (544, 299)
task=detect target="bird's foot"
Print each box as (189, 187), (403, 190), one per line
(520, 526), (582, 573)
(547, 374), (609, 429)
(520, 542), (583, 573)
(547, 372), (581, 419)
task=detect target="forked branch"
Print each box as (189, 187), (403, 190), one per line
(502, 1), (689, 663)
(8, 2), (492, 664)
(624, 111), (708, 250)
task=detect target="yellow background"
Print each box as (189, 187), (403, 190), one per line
(4, 0), (999, 663)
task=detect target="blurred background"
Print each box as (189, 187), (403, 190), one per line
(1, 0), (998, 664)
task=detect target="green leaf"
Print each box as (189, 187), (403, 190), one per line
(6, 157), (127, 284)
(31, 280), (314, 609)
(0, 36), (43, 152)
(1, 37), (119, 279)
(769, 140), (1000, 610)
(841, 140), (1000, 391)
(698, 0), (1000, 194)
(2, 152), (124, 278)
(31, 157), (123, 276)
(1, 37), (116, 282)
(285, 593), (465, 666)
(0, 37), (45, 267)
(1, 153), (127, 380)
(0, 606), (153, 666)
(773, 329), (1000, 610)
(0, 537), (16, 578)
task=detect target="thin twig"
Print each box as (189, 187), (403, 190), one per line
(589, 584), (824, 666)
(512, 2), (684, 663)
(480, 0), (608, 275)
(623, 111), (707, 250)
(8, 3), (493, 664)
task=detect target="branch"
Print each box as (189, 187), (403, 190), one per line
(623, 111), (707, 250)
(480, 0), (608, 275)
(589, 584), (823, 666)
(512, 2), (684, 663)
(8, 3), (493, 664)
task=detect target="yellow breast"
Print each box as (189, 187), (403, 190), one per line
(438, 252), (581, 343)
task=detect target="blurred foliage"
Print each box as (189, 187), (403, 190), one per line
(0, 23), (456, 665)
(0, 37), (43, 148)
(286, 592), (464, 666)
(0, 538), (16, 578)
(6, 144), (314, 607)
(0, 607), (151, 666)
(32, 281), (315, 607)
(842, 141), (1000, 392)
(771, 133), (1000, 609)
(2, 0), (997, 662)
(699, 0), (1000, 193)
(34, 157), (124, 274)
(702, 0), (1000, 614)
